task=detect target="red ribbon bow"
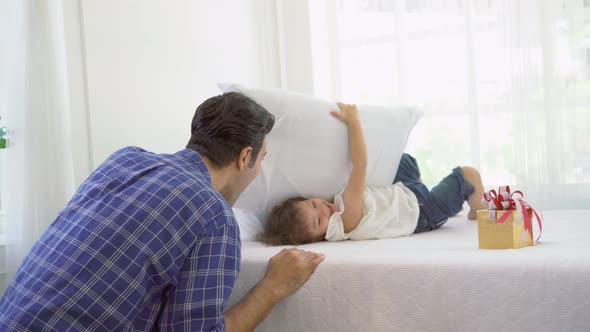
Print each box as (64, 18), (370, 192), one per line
(482, 185), (543, 242)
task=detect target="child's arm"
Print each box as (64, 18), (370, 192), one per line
(330, 103), (367, 233)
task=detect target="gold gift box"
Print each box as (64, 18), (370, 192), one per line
(477, 209), (533, 249)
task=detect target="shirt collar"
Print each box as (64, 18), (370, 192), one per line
(174, 148), (212, 184)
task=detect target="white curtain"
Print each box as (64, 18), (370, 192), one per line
(307, 0), (589, 209)
(0, 1), (77, 292)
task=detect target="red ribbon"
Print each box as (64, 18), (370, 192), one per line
(482, 186), (543, 242)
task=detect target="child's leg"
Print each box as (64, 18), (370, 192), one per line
(461, 166), (487, 219)
(393, 153), (421, 184)
(424, 167), (477, 222)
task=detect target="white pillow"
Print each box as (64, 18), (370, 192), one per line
(232, 208), (263, 242)
(219, 83), (422, 225)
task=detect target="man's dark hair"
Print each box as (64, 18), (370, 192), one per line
(186, 92), (274, 168)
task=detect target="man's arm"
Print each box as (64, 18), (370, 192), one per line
(330, 103), (367, 233)
(156, 221), (241, 331)
(224, 248), (325, 332)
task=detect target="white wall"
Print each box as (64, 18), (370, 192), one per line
(80, 0), (280, 167)
(275, 0), (314, 94)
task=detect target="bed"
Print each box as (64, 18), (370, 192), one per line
(227, 209), (590, 331)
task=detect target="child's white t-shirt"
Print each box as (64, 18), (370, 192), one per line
(325, 182), (420, 241)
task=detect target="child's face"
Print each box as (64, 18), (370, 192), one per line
(294, 198), (338, 242)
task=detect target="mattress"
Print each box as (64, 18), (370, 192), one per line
(227, 210), (590, 331)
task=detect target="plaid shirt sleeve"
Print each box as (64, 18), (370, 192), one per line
(158, 211), (241, 331)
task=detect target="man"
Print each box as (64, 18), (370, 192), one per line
(0, 92), (324, 331)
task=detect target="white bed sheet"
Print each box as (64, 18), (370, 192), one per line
(227, 210), (590, 331)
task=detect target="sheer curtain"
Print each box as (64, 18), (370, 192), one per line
(307, 0), (589, 209)
(0, 1), (79, 292)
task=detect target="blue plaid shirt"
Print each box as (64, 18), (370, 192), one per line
(0, 147), (241, 331)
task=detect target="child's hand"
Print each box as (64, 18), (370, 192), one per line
(330, 102), (367, 234)
(330, 102), (360, 126)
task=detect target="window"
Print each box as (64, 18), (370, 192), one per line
(309, 0), (590, 208)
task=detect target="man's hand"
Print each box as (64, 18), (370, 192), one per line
(224, 248), (324, 332)
(261, 248), (325, 301)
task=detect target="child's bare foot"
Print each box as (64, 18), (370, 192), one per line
(462, 166), (487, 220)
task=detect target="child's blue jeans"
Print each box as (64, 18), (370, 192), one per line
(393, 153), (475, 233)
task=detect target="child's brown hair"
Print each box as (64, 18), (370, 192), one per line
(258, 197), (311, 245)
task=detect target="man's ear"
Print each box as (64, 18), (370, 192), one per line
(237, 146), (253, 171)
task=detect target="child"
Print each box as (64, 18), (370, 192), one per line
(259, 103), (487, 245)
